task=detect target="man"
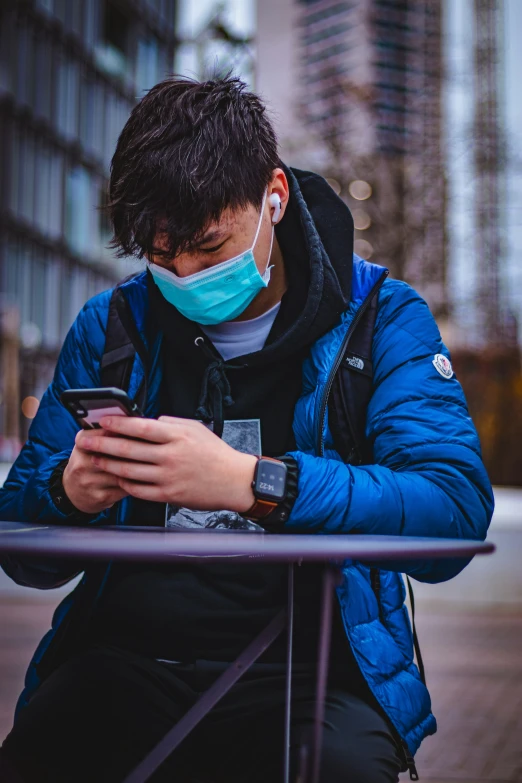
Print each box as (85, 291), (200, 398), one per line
(0, 77), (493, 782)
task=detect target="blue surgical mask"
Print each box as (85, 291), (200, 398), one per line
(149, 190), (274, 325)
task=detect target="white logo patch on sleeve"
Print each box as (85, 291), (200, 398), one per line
(432, 353), (454, 379)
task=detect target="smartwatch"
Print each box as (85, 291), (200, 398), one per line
(244, 457), (288, 521)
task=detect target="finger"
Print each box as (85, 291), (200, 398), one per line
(79, 433), (163, 464)
(99, 416), (175, 444)
(116, 479), (165, 502)
(92, 478), (126, 490)
(75, 427), (113, 444)
(157, 415), (199, 425)
(77, 474), (124, 491)
(91, 455), (161, 483)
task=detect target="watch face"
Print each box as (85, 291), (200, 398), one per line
(255, 460), (287, 502)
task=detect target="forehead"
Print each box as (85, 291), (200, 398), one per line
(201, 203), (256, 234)
(158, 205), (255, 246)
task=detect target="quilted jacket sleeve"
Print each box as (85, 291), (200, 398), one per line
(0, 292), (113, 588)
(286, 280), (494, 583)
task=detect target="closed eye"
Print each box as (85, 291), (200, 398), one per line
(200, 240), (227, 254)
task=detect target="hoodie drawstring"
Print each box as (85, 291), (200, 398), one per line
(194, 337), (235, 438)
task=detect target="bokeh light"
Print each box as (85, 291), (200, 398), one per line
(353, 209), (371, 230)
(354, 239), (373, 259)
(349, 180), (372, 200)
(21, 396), (40, 419)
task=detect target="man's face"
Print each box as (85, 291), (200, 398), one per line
(150, 168), (289, 279)
(150, 199), (274, 279)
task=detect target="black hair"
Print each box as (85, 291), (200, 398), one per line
(107, 75), (279, 260)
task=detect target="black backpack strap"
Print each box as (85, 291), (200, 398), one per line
(100, 283), (149, 409)
(329, 293), (426, 688)
(328, 292), (378, 465)
(100, 287), (136, 391)
(406, 574), (426, 686)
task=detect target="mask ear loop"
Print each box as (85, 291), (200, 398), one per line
(262, 228), (275, 283)
(251, 188), (269, 251)
(252, 188), (275, 282)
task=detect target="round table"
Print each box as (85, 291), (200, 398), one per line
(0, 522), (495, 783)
(0, 521), (495, 562)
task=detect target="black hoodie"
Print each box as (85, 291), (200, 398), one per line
(89, 168), (359, 666)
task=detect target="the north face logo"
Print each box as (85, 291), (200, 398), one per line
(346, 356), (365, 371)
(432, 354), (453, 379)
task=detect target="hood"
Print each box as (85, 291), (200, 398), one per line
(285, 165), (353, 307)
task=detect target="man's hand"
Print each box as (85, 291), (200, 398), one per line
(79, 415), (257, 513)
(62, 430), (129, 514)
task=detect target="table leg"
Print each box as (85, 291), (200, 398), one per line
(284, 563), (294, 783)
(123, 607), (287, 783)
(309, 566), (336, 783)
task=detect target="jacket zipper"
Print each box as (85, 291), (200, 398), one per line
(317, 270), (388, 456)
(316, 268), (420, 778)
(400, 738), (420, 780)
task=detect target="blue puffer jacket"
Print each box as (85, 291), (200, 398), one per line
(0, 262), (493, 755)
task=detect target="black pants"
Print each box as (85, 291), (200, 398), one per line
(0, 645), (407, 783)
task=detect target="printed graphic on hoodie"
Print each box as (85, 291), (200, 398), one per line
(165, 419), (263, 532)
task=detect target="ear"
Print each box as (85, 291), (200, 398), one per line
(268, 168), (289, 224)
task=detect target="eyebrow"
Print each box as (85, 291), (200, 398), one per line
(191, 230), (227, 249)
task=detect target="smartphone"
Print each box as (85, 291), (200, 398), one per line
(60, 387), (144, 430)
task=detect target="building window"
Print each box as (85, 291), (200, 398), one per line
(35, 0), (54, 14)
(66, 166), (94, 257)
(302, 21), (353, 48)
(0, 9), (14, 94)
(31, 252), (48, 338)
(95, 0), (131, 82)
(43, 260), (61, 347)
(80, 75), (106, 158)
(136, 36), (159, 96)
(98, 183), (112, 258)
(35, 141), (52, 236)
(56, 54), (80, 140)
(49, 149), (64, 239)
(299, 2), (353, 26)
(16, 23), (34, 108)
(34, 33), (53, 122)
(59, 263), (73, 336)
(66, 0), (83, 36)
(303, 41), (351, 67)
(83, 0), (98, 51)
(8, 123), (20, 216)
(70, 265), (89, 322)
(3, 237), (21, 311)
(5, 240), (32, 326)
(104, 94), (129, 169)
(20, 132), (36, 224)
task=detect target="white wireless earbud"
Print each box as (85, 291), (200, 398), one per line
(268, 193), (282, 224)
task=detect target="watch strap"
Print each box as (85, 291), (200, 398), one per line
(243, 497), (279, 520)
(243, 456), (282, 521)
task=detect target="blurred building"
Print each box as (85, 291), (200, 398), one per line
(473, 0), (507, 346)
(0, 0), (177, 449)
(175, 0), (255, 84)
(444, 0), (511, 349)
(257, 0), (447, 318)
